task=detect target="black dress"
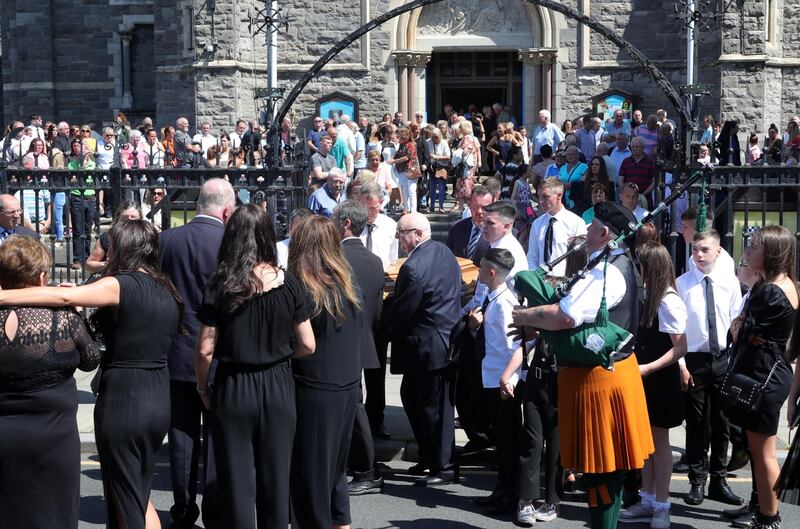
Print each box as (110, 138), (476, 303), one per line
(634, 292), (686, 429)
(290, 288), (363, 529)
(197, 270), (311, 529)
(93, 272), (179, 529)
(0, 307), (100, 529)
(727, 282), (795, 435)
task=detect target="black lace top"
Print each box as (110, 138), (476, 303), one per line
(0, 307), (101, 392)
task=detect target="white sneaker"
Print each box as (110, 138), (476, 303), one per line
(517, 501), (536, 525)
(619, 502), (654, 523)
(650, 508), (670, 529)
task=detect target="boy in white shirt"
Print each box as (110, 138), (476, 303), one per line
(467, 248), (522, 514)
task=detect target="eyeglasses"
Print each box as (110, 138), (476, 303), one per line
(1, 208), (22, 215)
(82, 130), (91, 133)
(396, 228), (417, 235)
(153, 191), (165, 197)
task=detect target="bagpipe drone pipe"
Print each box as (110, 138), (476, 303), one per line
(513, 167), (713, 370)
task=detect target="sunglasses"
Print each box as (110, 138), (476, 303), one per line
(153, 191), (165, 197)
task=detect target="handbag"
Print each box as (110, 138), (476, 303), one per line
(407, 158), (422, 179)
(435, 167), (448, 179)
(719, 350), (781, 414)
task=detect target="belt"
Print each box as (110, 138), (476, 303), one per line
(525, 366), (553, 380)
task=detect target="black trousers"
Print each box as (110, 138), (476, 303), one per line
(518, 377), (561, 503)
(291, 385), (359, 528)
(364, 329), (388, 429)
(212, 363), (295, 529)
(68, 197), (94, 263)
(455, 332), (492, 445)
(348, 382), (377, 475)
(400, 367), (456, 473)
(485, 388), (521, 496)
(685, 352), (730, 485)
(168, 380), (220, 528)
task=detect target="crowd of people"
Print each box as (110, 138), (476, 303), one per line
(0, 103), (799, 529)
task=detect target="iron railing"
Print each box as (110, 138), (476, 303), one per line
(1, 165), (307, 284)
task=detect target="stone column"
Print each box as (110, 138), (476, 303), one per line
(392, 50), (431, 118)
(518, 48), (558, 122)
(120, 33), (133, 109)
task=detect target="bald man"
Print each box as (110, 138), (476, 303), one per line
(385, 212), (463, 486)
(0, 194), (38, 243)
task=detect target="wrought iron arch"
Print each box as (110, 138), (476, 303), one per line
(273, 0), (692, 131)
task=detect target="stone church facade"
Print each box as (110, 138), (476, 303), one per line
(1, 0), (798, 137)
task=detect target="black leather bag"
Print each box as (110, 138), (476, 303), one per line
(719, 353), (781, 414)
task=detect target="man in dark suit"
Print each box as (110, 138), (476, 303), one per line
(445, 184), (494, 265)
(332, 200), (386, 495)
(387, 212), (462, 486)
(159, 178), (236, 529)
(0, 194), (39, 243)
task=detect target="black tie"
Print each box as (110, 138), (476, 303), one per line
(366, 224), (375, 252)
(543, 216), (557, 263)
(704, 276), (720, 356)
(475, 294), (492, 360)
(467, 224), (481, 260)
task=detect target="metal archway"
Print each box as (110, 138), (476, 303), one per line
(273, 0), (692, 130)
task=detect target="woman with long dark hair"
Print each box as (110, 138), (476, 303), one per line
(572, 155), (614, 214)
(288, 215), (364, 529)
(620, 242), (688, 528)
(195, 204), (315, 529)
(0, 219), (183, 529)
(727, 225), (799, 529)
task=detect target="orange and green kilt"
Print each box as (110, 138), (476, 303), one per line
(557, 354), (654, 474)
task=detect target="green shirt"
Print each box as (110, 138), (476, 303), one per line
(68, 158), (97, 197)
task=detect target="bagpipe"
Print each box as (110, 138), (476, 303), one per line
(514, 167), (713, 370)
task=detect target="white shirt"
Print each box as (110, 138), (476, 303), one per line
(657, 289), (688, 334)
(359, 213), (398, 270)
(559, 249), (626, 327)
(276, 238), (290, 269)
(676, 262), (743, 353)
(481, 286), (521, 388)
(463, 231), (528, 315)
(230, 131), (243, 149)
(193, 133), (217, 159)
(527, 207), (587, 276)
(337, 124), (356, 155)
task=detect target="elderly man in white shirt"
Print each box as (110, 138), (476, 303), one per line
(357, 181), (398, 270)
(193, 121), (217, 159)
(676, 229), (743, 507)
(527, 177), (587, 276)
(532, 110), (565, 161)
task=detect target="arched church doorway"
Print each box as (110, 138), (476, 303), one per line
(425, 51), (523, 125)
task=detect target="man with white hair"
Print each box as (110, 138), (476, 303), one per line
(533, 109), (565, 162)
(193, 121), (217, 159)
(52, 121), (71, 154)
(160, 178), (236, 529)
(386, 212), (462, 487)
(337, 114), (356, 161)
(307, 167), (346, 218)
(175, 117), (201, 168)
(605, 109), (632, 140)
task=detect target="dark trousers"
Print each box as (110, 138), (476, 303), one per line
(518, 377), (561, 503)
(485, 388), (521, 496)
(431, 177), (447, 209)
(348, 382), (377, 475)
(685, 352), (730, 485)
(212, 363), (295, 529)
(364, 329), (388, 429)
(69, 196), (94, 263)
(400, 368), (456, 473)
(291, 385), (359, 528)
(455, 332), (492, 445)
(168, 380), (219, 528)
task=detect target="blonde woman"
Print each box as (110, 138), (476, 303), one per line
(452, 120), (481, 213)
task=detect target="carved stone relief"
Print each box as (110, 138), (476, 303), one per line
(417, 0), (528, 35)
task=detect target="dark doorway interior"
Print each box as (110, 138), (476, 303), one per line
(426, 51), (523, 124)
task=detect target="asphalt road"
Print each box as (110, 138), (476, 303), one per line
(78, 455), (800, 529)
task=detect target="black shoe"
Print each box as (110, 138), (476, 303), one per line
(371, 424), (391, 440)
(724, 502), (756, 519)
(169, 503), (199, 529)
(474, 487), (504, 505)
(348, 476), (384, 495)
(414, 470), (459, 487)
(732, 512), (755, 528)
(459, 439), (493, 457)
(728, 447), (750, 472)
(486, 495), (517, 515)
(407, 462), (429, 476)
(709, 479), (744, 505)
(685, 483), (705, 505)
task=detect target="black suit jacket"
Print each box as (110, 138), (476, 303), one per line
(159, 216), (225, 382)
(342, 237), (384, 370)
(386, 240), (462, 373)
(445, 217), (489, 265)
(2, 225), (38, 240)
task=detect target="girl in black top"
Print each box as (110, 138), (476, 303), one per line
(0, 220), (183, 529)
(729, 226), (799, 529)
(196, 204), (315, 529)
(288, 215), (364, 529)
(0, 236), (101, 529)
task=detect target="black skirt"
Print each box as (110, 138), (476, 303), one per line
(0, 378), (80, 529)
